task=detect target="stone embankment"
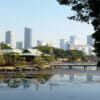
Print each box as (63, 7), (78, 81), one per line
(0, 64), (51, 71)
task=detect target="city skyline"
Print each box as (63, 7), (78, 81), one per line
(60, 35), (94, 55)
(4, 28), (93, 48)
(0, 0), (94, 47)
(1, 26), (94, 47)
(4, 31), (94, 55)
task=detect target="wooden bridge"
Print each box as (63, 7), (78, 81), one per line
(50, 62), (98, 70)
(50, 62), (97, 66)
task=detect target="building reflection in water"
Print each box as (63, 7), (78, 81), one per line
(0, 71), (100, 91)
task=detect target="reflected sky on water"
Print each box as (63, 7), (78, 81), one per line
(0, 67), (100, 100)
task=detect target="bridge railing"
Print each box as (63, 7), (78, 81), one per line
(50, 62), (97, 66)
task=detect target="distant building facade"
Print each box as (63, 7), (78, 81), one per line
(70, 36), (79, 44)
(24, 27), (32, 49)
(37, 40), (52, 47)
(37, 40), (43, 46)
(5, 31), (14, 48)
(68, 44), (95, 55)
(16, 41), (23, 49)
(46, 43), (52, 47)
(60, 39), (68, 50)
(87, 35), (93, 46)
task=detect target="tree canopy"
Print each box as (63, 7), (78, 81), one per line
(34, 46), (84, 61)
(65, 50), (84, 59)
(0, 43), (11, 49)
(92, 30), (100, 57)
(57, 0), (100, 57)
(57, 0), (100, 30)
(34, 46), (66, 58)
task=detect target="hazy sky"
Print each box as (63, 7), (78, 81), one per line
(0, 0), (94, 47)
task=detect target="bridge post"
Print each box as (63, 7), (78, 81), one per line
(84, 66), (87, 71)
(97, 66), (100, 71)
(69, 66), (72, 69)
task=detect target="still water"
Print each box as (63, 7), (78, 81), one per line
(0, 67), (100, 100)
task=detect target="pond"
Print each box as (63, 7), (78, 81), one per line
(0, 67), (100, 100)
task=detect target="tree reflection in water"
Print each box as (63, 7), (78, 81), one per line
(2, 73), (53, 89)
(0, 69), (100, 90)
(8, 79), (21, 88)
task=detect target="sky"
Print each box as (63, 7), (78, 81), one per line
(0, 0), (94, 47)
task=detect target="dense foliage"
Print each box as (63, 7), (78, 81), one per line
(0, 43), (11, 65)
(43, 56), (55, 63)
(92, 30), (100, 57)
(65, 50), (84, 59)
(34, 46), (65, 58)
(0, 55), (5, 65)
(34, 46), (84, 61)
(3, 52), (20, 66)
(0, 43), (11, 49)
(32, 57), (46, 67)
(57, 0), (100, 30)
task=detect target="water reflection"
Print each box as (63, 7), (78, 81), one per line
(0, 68), (100, 100)
(0, 69), (100, 89)
(0, 73), (53, 90)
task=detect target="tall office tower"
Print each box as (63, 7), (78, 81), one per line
(24, 27), (32, 49)
(60, 39), (68, 50)
(16, 41), (23, 49)
(5, 31), (14, 48)
(87, 35), (93, 46)
(37, 40), (43, 46)
(70, 36), (79, 44)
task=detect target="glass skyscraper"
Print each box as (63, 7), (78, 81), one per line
(5, 31), (14, 48)
(24, 27), (32, 49)
(70, 35), (79, 45)
(87, 35), (93, 46)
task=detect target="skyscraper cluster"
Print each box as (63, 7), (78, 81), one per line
(60, 36), (78, 50)
(60, 35), (94, 56)
(4, 28), (94, 56)
(60, 39), (68, 50)
(5, 27), (32, 49)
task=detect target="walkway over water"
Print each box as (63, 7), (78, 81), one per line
(50, 62), (97, 67)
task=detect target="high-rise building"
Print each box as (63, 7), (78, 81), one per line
(5, 31), (14, 48)
(60, 39), (65, 50)
(37, 40), (43, 46)
(87, 35), (93, 46)
(24, 27), (32, 49)
(60, 39), (68, 50)
(16, 41), (23, 49)
(70, 36), (79, 44)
